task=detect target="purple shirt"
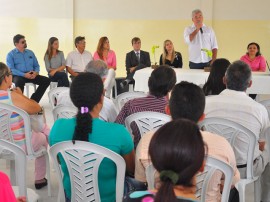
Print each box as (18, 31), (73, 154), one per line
(240, 54), (266, 71)
(115, 95), (168, 147)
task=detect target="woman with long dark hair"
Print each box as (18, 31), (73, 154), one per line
(123, 119), (206, 202)
(44, 37), (69, 87)
(49, 72), (135, 202)
(203, 58), (231, 96)
(93, 36), (117, 70)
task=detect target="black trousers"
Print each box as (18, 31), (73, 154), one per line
(13, 75), (50, 103)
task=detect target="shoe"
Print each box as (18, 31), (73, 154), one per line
(35, 178), (47, 189)
(120, 80), (128, 89)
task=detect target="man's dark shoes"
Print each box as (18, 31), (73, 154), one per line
(35, 178), (47, 189)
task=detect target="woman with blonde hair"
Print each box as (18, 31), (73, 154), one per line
(93, 36), (117, 70)
(44, 37), (69, 87)
(159, 40), (183, 68)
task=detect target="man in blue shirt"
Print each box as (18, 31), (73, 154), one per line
(6, 34), (50, 102)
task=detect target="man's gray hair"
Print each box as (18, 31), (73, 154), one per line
(85, 60), (108, 78)
(192, 9), (203, 18)
(225, 60), (252, 92)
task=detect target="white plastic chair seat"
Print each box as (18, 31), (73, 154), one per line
(49, 141), (126, 202)
(52, 105), (77, 122)
(125, 111), (171, 138)
(115, 91), (147, 112)
(199, 117), (260, 202)
(50, 81), (58, 90)
(12, 186), (40, 202)
(25, 83), (37, 98)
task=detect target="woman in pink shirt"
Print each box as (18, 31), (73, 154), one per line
(93, 37), (117, 70)
(240, 42), (266, 71)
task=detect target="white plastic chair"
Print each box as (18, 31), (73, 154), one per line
(48, 87), (69, 109)
(125, 111), (171, 138)
(145, 156), (233, 202)
(115, 91), (147, 112)
(52, 105), (77, 122)
(259, 99), (270, 118)
(25, 82), (37, 98)
(0, 102), (51, 196)
(199, 117), (259, 202)
(50, 81), (58, 90)
(49, 141), (126, 202)
(0, 139), (40, 202)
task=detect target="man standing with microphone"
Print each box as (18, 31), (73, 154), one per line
(184, 9), (218, 69)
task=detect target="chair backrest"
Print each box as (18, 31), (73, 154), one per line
(199, 117), (256, 179)
(124, 111), (171, 138)
(0, 139), (27, 198)
(115, 91), (147, 112)
(145, 156), (233, 202)
(196, 156), (233, 202)
(48, 87), (69, 109)
(259, 99), (270, 118)
(49, 141), (126, 202)
(52, 105), (77, 122)
(0, 103), (33, 156)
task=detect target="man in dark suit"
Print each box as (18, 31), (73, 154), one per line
(121, 37), (151, 88)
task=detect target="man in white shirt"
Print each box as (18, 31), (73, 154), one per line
(66, 36), (93, 80)
(58, 60), (118, 122)
(135, 81), (240, 202)
(205, 60), (270, 201)
(184, 9), (218, 69)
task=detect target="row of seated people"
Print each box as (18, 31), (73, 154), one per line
(0, 59), (270, 201)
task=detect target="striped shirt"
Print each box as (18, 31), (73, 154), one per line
(115, 94), (168, 147)
(0, 90), (25, 147)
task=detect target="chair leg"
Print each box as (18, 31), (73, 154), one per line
(237, 184), (246, 202)
(10, 160), (16, 185)
(254, 178), (261, 202)
(26, 85), (30, 98)
(45, 153), (51, 196)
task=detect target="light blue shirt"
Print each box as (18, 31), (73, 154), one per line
(6, 48), (40, 77)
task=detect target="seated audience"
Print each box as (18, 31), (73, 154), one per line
(6, 34), (50, 103)
(124, 119), (206, 202)
(115, 66), (176, 147)
(203, 58), (230, 96)
(93, 36), (117, 70)
(121, 37), (151, 88)
(240, 42), (266, 72)
(57, 60), (118, 122)
(0, 171), (26, 202)
(205, 60), (270, 201)
(159, 39), (183, 68)
(0, 62), (49, 189)
(135, 81), (240, 202)
(44, 37), (69, 87)
(66, 36), (93, 80)
(49, 73), (135, 202)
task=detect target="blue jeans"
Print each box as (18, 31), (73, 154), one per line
(189, 61), (210, 69)
(124, 176), (147, 195)
(49, 71), (69, 87)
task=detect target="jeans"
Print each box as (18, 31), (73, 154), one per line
(49, 71), (69, 87)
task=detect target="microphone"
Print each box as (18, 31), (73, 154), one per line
(200, 28), (203, 34)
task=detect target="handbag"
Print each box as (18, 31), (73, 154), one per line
(30, 107), (46, 132)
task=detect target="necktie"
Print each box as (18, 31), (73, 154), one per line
(136, 52), (140, 62)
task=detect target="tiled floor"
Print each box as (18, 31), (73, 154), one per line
(1, 88), (268, 201)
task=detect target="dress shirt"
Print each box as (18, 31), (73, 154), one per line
(240, 54), (266, 72)
(135, 130), (240, 202)
(66, 49), (93, 72)
(205, 89), (270, 163)
(184, 24), (218, 63)
(57, 89), (118, 122)
(6, 48), (40, 76)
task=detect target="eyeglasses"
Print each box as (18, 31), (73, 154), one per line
(20, 40), (26, 44)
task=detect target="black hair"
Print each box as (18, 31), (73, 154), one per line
(246, 42), (261, 56)
(74, 36), (85, 48)
(170, 81), (205, 122)
(226, 60), (251, 91)
(70, 72), (104, 142)
(203, 58), (231, 96)
(148, 66), (176, 98)
(149, 119), (206, 202)
(13, 34), (25, 46)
